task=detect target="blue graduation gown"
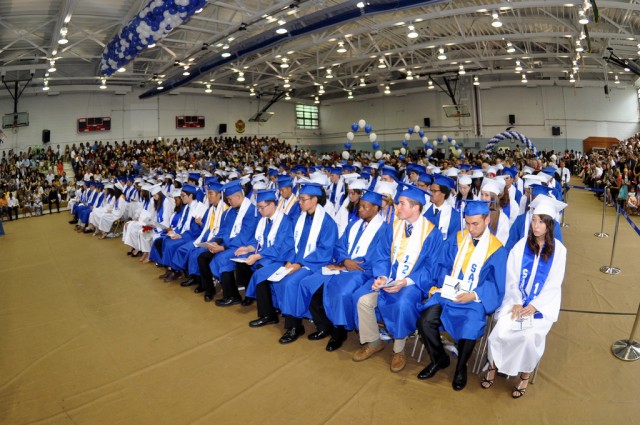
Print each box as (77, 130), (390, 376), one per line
(169, 206), (214, 272)
(276, 212), (338, 318)
(245, 214), (295, 299)
(149, 204), (188, 264)
(419, 232), (508, 341)
(209, 203), (260, 278)
(505, 211), (563, 251)
(424, 204), (461, 241)
(352, 223), (444, 339)
(318, 219), (392, 330)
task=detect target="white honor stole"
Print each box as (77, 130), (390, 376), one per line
(294, 204), (326, 257)
(255, 208), (285, 250)
(230, 197), (251, 238)
(278, 194), (297, 214)
(437, 204), (453, 240)
(347, 214), (384, 258)
(390, 216), (432, 281)
(450, 229), (492, 292)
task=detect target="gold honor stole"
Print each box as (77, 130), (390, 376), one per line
(390, 217), (434, 280)
(455, 230), (502, 274)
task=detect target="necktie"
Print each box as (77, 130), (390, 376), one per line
(472, 238), (479, 247)
(406, 223), (413, 237)
(434, 208), (440, 217)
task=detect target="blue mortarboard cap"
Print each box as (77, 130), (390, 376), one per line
(342, 164), (355, 172)
(268, 168), (279, 176)
(256, 189), (278, 203)
(277, 175), (293, 188)
(408, 164), (427, 174)
(361, 190), (383, 207)
(541, 166), (557, 176)
(471, 165), (482, 170)
(328, 167), (342, 175)
(299, 182), (324, 197)
(360, 171), (371, 180)
(363, 166), (373, 174)
(502, 166), (518, 179)
(381, 166), (397, 178)
(433, 174), (455, 190)
(181, 184), (197, 195)
(117, 175), (126, 181)
(188, 173), (200, 182)
(297, 166), (308, 174)
(222, 180), (243, 196)
(459, 164), (471, 171)
(464, 200), (491, 216)
(530, 184), (552, 197)
(397, 182), (430, 205)
(205, 178), (222, 191)
(127, 176), (134, 182)
(417, 173), (433, 185)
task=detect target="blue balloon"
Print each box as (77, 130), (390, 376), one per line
(364, 124), (372, 134)
(460, 154), (466, 159)
(408, 128), (414, 135)
(372, 142), (380, 150)
(418, 130), (425, 138)
(351, 123), (359, 132)
(344, 142), (352, 150)
(402, 140), (408, 148)
(399, 155), (405, 161)
(437, 137), (442, 142)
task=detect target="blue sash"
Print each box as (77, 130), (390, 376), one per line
(502, 203), (511, 219)
(518, 243), (555, 318)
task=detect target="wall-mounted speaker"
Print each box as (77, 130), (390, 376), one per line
(219, 123), (227, 134)
(42, 129), (50, 143)
(423, 117), (431, 128)
(552, 126), (561, 136)
(508, 114), (516, 125)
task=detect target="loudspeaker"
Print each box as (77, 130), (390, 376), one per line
(423, 117), (431, 128)
(604, 85), (609, 95)
(552, 126), (561, 136)
(42, 129), (50, 143)
(219, 123), (227, 134)
(508, 114), (516, 125)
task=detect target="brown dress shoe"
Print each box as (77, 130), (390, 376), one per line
(390, 352), (406, 373)
(352, 343), (384, 362)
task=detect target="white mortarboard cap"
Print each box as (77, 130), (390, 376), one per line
(470, 170), (484, 179)
(485, 166), (498, 176)
(458, 175), (472, 186)
(150, 185), (162, 196)
(481, 178), (503, 195)
(171, 189), (182, 197)
(523, 174), (548, 184)
(141, 184), (153, 191)
(352, 162), (362, 169)
(530, 195), (567, 217)
(240, 175), (251, 185)
(495, 163), (504, 170)
(228, 172), (239, 179)
(522, 166), (535, 175)
(309, 172), (330, 187)
(342, 173), (360, 181)
(369, 163), (379, 170)
(104, 183), (114, 190)
(443, 167), (460, 177)
(374, 180), (398, 198)
(348, 179), (369, 191)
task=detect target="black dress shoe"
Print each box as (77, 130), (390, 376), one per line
(279, 327), (305, 344)
(241, 297), (254, 306)
(249, 316), (279, 327)
(180, 277), (197, 287)
(193, 286), (205, 294)
(308, 329), (332, 341)
(417, 358), (451, 380)
(204, 293), (214, 302)
(326, 336), (346, 352)
(452, 367), (468, 391)
(68, 219), (78, 224)
(215, 297), (242, 307)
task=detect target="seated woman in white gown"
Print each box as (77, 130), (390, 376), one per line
(482, 195), (567, 399)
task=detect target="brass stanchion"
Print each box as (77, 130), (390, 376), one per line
(600, 202), (621, 275)
(561, 185), (570, 228)
(594, 185), (609, 238)
(612, 303), (640, 361)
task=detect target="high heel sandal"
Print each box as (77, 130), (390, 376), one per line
(511, 373), (530, 399)
(480, 366), (497, 389)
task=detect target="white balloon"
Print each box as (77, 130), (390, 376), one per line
(442, 135), (449, 142)
(422, 136), (429, 144)
(433, 141), (438, 147)
(451, 139), (457, 146)
(369, 133), (377, 143)
(400, 148), (406, 155)
(414, 125), (421, 133)
(341, 151), (350, 160)
(347, 132), (355, 141)
(404, 133), (411, 141)
(374, 150), (383, 159)
(426, 148), (433, 156)
(358, 119), (366, 129)
(457, 149), (462, 155)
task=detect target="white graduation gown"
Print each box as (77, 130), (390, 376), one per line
(487, 238), (566, 376)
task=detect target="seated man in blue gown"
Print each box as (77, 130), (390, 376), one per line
(352, 183), (443, 373)
(416, 200), (508, 391)
(424, 174), (461, 242)
(293, 189), (392, 352)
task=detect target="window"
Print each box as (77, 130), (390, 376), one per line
(295, 104), (319, 129)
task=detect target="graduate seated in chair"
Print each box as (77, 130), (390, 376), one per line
(352, 183), (442, 373)
(416, 200), (507, 391)
(424, 175), (460, 242)
(483, 196), (567, 399)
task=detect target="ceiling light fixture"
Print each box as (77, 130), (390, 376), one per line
(521, 74), (528, 83)
(384, 85), (391, 94)
(428, 79), (434, 89)
(569, 73), (575, 82)
(318, 85), (325, 95)
(458, 65), (466, 75)
(378, 58), (386, 68)
(283, 79), (291, 88)
(280, 57), (289, 68)
(148, 43), (156, 48)
(314, 96), (320, 104)
(491, 11), (503, 28)
(58, 27), (69, 44)
(437, 48), (446, 60)
(221, 52), (231, 58)
(347, 90), (354, 99)
(237, 72), (245, 82)
(575, 40), (584, 52)
(99, 78), (107, 89)
(506, 41), (515, 53)
(578, 9), (589, 25)
(117, 67), (126, 73)
(337, 41), (347, 53)
(48, 60), (56, 73)
(205, 84), (212, 93)
(407, 24), (418, 39)
(473, 76), (479, 86)
(326, 68), (333, 78)
(356, 2), (365, 8)
(614, 75), (620, 84)
(406, 70), (414, 80)
(515, 60), (523, 72)
(359, 78), (366, 87)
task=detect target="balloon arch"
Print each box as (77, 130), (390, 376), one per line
(485, 131), (538, 156)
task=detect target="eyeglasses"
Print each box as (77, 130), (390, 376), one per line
(257, 204), (271, 211)
(298, 197), (312, 203)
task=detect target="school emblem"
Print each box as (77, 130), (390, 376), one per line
(235, 119), (245, 134)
